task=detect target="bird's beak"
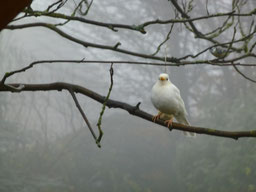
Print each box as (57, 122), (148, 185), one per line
(160, 77), (165, 81)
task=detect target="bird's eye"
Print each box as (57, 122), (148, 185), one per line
(166, 78), (168, 80)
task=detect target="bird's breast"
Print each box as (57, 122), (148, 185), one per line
(151, 83), (179, 115)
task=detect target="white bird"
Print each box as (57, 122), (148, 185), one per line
(151, 73), (195, 137)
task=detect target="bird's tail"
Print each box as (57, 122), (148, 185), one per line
(175, 115), (196, 137)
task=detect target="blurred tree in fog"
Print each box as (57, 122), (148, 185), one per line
(0, 0), (256, 191)
(1, 0), (256, 141)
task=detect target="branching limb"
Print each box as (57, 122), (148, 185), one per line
(22, 8), (253, 34)
(1, 60), (42, 84)
(22, 9), (146, 33)
(68, 88), (100, 147)
(169, 0), (203, 38)
(206, 15), (234, 39)
(151, 21), (175, 56)
(96, 63), (114, 145)
(168, 0), (256, 51)
(179, 28), (256, 61)
(5, 22), (256, 63)
(76, 0), (94, 16)
(46, 0), (68, 13)
(46, 0), (62, 12)
(232, 64), (256, 83)
(1, 59), (256, 86)
(0, 82), (256, 140)
(151, 25), (172, 56)
(5, 23), (179, 62)
(249, 41), (256, 53)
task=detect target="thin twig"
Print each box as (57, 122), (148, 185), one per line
(68, 88), (100, 147)
(5, 22), (255, 63)
(232, 64), (256, 83)
(204, 15), (233, 37)
(169, 0), (203, 38)
(151, 23), (175, 56)
(206, 0), (210, 15)
(1, 59), (256, 85)
(78, 0), (94, 16)
(47, 0), (68, 13)
(46, 0), (62, 12)
(96, 63), (114, 145)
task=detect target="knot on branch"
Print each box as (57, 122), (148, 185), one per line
(132, 25), (146, 34)
(130, 102), (141, 114)
(107, 25), (118, 32)
(113, 42), (121, 49)
(167, 57), (180, 63)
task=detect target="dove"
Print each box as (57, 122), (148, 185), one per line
(151, 73), (195, 137)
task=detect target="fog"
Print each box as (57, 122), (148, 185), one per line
(0, 0), (256, 191)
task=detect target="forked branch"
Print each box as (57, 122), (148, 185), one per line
(0, 82), (256, 140)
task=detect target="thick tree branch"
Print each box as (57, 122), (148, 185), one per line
(22, 9), (254, 33)
(5, 22), (255, 63)
(0, 82), (256, 140)
(5, 23), (180, 63)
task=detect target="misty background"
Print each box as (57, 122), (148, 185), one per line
(0, 0), (256, 191)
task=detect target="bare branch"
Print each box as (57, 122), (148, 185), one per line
(46, 0), (63, 12)
(169, 0), (203, 38)
(5, 22), (256, 64)
(68, 87), (100, 147)
(96, 63), (114, 144)
(233, 64), (256, 83)
(1, 59), (256, 85)
(206, 0), (210, 15)
(0, 82), (256, 140)
(206, 15), (234, 39)
(77, 0), (94, 16)
(5, 23), (179, 62)
(151, 22), (175, 56)
(179, 29), (256, 60)
(23, 9), (146, 33)
(46, 0), (68, 13)
(22, 9), (254, 34)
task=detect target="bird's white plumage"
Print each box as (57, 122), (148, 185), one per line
(151, 73), (195, 137)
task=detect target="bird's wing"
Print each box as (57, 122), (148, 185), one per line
(171, 84), (196, 137)
(171, 84), (188, 115)
(175, 113), (189, 125)
(175, 114), (196, 137)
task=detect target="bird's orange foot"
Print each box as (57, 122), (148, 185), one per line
(152, 112), (162, 122)
(164, 118), (173, 128)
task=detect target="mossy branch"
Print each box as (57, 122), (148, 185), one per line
(1, 82), (256, 140)
(96, 63), (114, 146)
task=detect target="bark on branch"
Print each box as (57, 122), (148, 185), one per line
(0, 82), (256, 140)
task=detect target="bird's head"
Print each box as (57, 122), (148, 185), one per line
(158, 73), (170, 84)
